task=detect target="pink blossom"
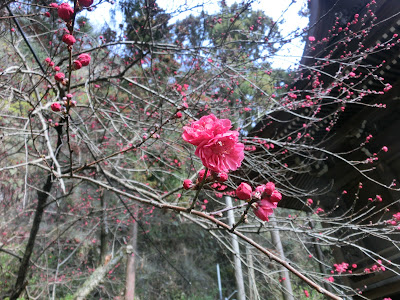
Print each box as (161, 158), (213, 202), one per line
(176, 112), (182, 118)
(253, 199), (277, 222)
(62, 34), (76, 46)
(198, 169), (212, 182)
(304, 290), (310, 298)
(77, 53), (91, 66)
(236, 182), (252, 200)
(50, 3), (59, 8)
(334, 262), (349, 274)
(195, 131), (244, 172)
(217, 172), (228, 182)
(270, 190), (282, 203)
(182, 114), (231, 146)
(307, 198), (313, 205)
(264, 182), (275, 196)
(73, 60), (82, 70)
(79, 0), (93, 7)
(183, 179), (193, 190)
(382, 146), (388, 152)
(58, 3), (74, 22)
(54, 72), (65, 82)
(326, 276), (334, 282)
(308, 36), (315, 42)
(51, 102), (62, 112)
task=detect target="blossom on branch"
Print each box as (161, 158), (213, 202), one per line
(195, 131), (244, 173)
(182, 114), (231, 146)
(236, 182), (252, 200)
(58, 3), (74, 22)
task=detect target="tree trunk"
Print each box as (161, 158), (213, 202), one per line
(73, 247), (126, 300)
(125, 217), (138, 300)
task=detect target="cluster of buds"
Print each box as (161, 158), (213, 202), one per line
(50, 94), (77, 113)
(235, 181), (282, 221)
(73, 53), (91, 70)
(183, 169), (228, 190)
(54, 72), (68, 86)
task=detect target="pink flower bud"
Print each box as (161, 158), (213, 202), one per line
(77, 53), (91, 66)
(236, 182), (252, 200)
(308, 36), (315, 42)
(307, 198), (313, 205)
(217, 172), (228, 182)
(183, 179), (193, 190)
(50, 3), (59, 8)
(51, 102), (62, 112)
(44, 11), (51, 17)
(73, 60), (82, 70)
(54, 72), (65, 82)
(382, 146), (388, 152)
(176, 111), (182, 118)
(264, 182), (275, 196)
(62, 34), (76, 46)
(45, 57), (52, 63)
(198, 169), (211, 182)
(57, 3), (74, 22)
(270, 190), (282, 203)
(79, 0), (93, 7)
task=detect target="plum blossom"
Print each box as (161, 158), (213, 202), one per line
(51, 102), (62, 112)
(253, 199), (277, 222)
(58, 3), (74, 22)
(182, 114), (231, 146)
(78, 0), (93, 7)
(195, 131), (244, 173)
(183, 179), (193, 190)
(236, 182), (252, 200)
(62, 34), (76, 46)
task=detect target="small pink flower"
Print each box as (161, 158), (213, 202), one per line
(44, 11), (51, 17)
(270, 190), (282, 203)
(198, 169), (211, 182)
(217, 172), (228, 182)
(49, 3), (59, 8)
(304, 290), (310, 298)
(73, 60), (82, 70)
(183, 179), (193, 190)
(236, 182), (252, 200)
(182, 114), (231, 146)
(58, 3), (74, 22)
(77, 53), (91, 66)
(264, 182), (275, 196)
(54, 72), (65, 82)
(62, 34), (76, 46)
(176, 112), (182, 118)
(51, 102), (62, 112)
(253, 200), (277, 222)
(308, 36), (315, 42)
(382, 146), (388, 152)
(307, 198), (313, 205)
(326, 276), (334, 282)
(195, 131), (244, 172)
(45, 57), (52, 63)
(78, 0), (93, 7)
(349, 72), (356, 77)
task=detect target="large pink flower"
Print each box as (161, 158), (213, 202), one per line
(195, 131), (244, 172)
(182, 114), (231, 146)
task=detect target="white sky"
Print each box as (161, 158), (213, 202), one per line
(88, 0), (309, 69)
